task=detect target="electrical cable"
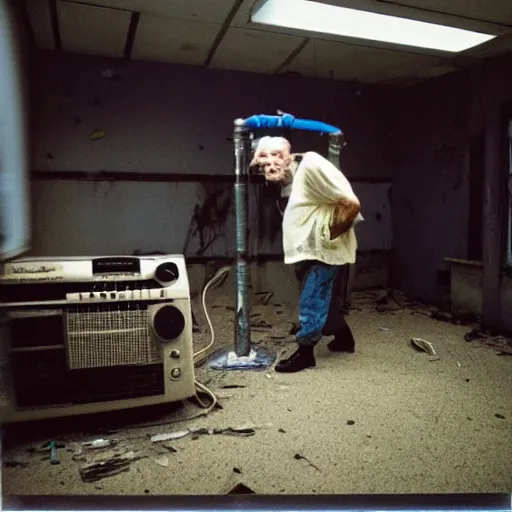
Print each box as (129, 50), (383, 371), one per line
(191, 265), (232, 411)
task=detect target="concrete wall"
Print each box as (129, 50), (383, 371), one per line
(25, 50), (395, 289)
(390, 52), (512, 333)
(449, 261), (512, 333)
(390, 69), (471, 303)
(30, 51), (395, 178)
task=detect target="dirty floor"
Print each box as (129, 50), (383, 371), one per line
(2, 290), (511, 496)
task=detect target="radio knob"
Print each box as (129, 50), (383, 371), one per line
(155, 262), (179, 284)
(170, 350), (180, 359)
(171, 367), (181, 379)
(152, 305), (185, 341)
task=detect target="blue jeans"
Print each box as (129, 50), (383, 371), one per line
(294, 261), (347, 347)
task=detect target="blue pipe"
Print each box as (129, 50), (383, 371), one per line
(243, 114), (342, 134)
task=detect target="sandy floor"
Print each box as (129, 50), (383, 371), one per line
(1, 289), (511, 496)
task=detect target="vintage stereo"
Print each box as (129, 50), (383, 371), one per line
(0, 255), (196, 422)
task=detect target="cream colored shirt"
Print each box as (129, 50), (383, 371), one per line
(282, 151), (358, 266)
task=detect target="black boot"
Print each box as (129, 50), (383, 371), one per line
(327, 324), (355, 353)
(275, 345), (315, 373)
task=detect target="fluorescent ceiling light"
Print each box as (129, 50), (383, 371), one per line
(251, 0), (496, 53)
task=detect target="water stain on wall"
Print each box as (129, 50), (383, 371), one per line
(183, 182), (232, 256)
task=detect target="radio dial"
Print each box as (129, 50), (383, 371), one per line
(155, 262), (179, 284)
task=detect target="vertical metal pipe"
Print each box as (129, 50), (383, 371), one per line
(233, 119), (251, 356)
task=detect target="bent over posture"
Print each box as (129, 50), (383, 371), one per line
(251, 136), (360, 373)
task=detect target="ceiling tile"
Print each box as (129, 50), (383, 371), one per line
(210, 28), (305, 74)
(283, 39), (449, 83)
(57, 1), (131, 58)
(23, 0), (55, 50)
(59, 0), (236, 24)
(378, 0), (512, 26)
(131, 15), (221, 65)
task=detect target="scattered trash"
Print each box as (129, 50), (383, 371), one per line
(233, 467), (242, 474)
(162, 445), (177, 453)
(428, 356), (441, 362)
(71, 438), (117, 458)
(278, 428), (286, 433)
(410, 338), (437, 356)
(89, 130), (105, 141)
(28, 441), (66, 454)
(379, 327), (391, 332)
(3, 460), (29, 468)
(154, 456), (169, 467)
(150, 431), (190, 442)
(347, 420), (355, 425)
(294, 453), (320, 471)
(251, 319), (273, 330)
(464, 328), (484, 342)
(82, 439), (116, 450)
(266, 374), (272, 379)
(466, 378), (470, 382)
(220, 384), (246, 389)
(457, 362), (461, 368)
(495, 413), (505, 420)
(79, 451), (146, 483)
(150, 425), (259, 443)
(49, 440), (60, 465)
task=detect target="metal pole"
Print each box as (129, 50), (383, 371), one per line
(233, 119), (251, 357)
(206, 120), (275, 370)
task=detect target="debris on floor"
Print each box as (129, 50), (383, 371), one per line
(3, 459), (29, 468)
(150, 425), (260, 443)
(463, 329), (512, 355)
(294, 453), (321, 471)
(154, 456), (169, 467)
(79, 451), (146, 483)
(410, 337), (437, 357)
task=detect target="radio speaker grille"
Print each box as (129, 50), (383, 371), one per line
(66, 306), (161, 370)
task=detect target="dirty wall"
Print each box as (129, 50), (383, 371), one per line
(27, 51), (394, 278)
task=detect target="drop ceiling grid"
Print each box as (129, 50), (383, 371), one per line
(209, 28), (305, 74)
(131, 15), (222, 65)
(57, 1), (132, 58)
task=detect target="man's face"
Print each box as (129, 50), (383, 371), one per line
(251, 138), (292, 184)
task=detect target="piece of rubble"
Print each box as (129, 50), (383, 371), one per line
(150, 425), (258, 443)
(79, 451), (146, 483)
(464, 328), (485, 342)
(155, 456), (169, 467)
(431, 311), (453, 323)
(411, 338), (437, 356)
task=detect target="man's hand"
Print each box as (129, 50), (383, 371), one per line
(329, 198), (360, 239)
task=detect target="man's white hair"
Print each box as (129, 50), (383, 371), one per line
(253, 136), (291, 154)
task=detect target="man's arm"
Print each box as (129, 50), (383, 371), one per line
(301, 152), (361, 238)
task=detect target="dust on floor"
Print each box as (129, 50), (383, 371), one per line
(2, 290), (511, 495)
